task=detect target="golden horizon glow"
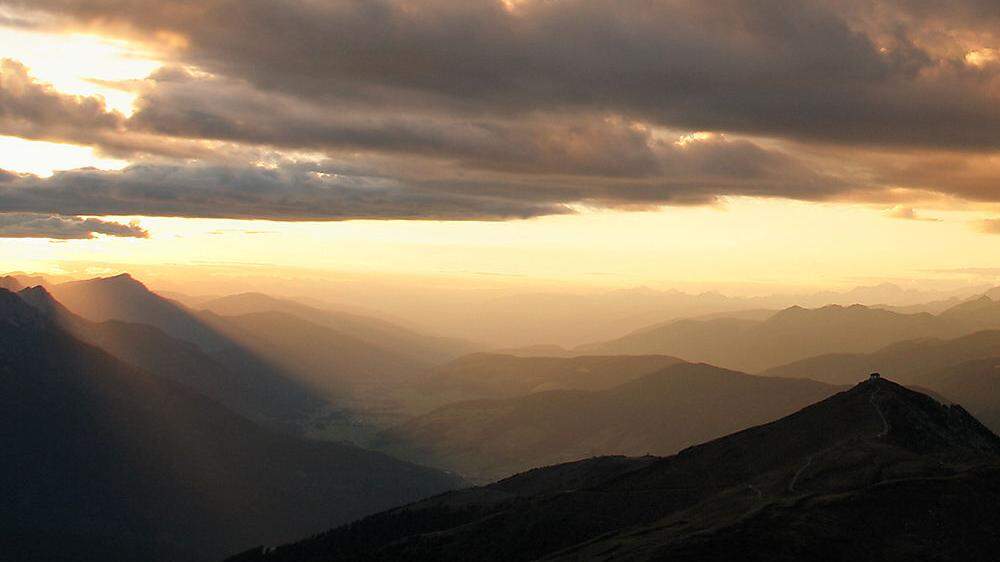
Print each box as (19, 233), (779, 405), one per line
(0, 135), (128, 176)
(1, 22), (999, 297)
(3, 199), (1000, 294)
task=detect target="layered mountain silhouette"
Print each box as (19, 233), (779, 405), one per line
(0, 289), (460, 562)
(200, 292), (477, 365)
(42, 274), (478, 437)
(764, 330), (1000, 433)
(0, 274), (23, 291)
(229, 378), (1000, 562)
(196, 310), (435, 439)
(19, 285), (323, 429)
(376, 363), (839, 482)
(918, 358), (1000, 434)
(409, 353), (686, 409)
(764, 329), (1000, 385)
(579, 298), (1000, 372)
(199, 310), (417, 399)
(51, 274), (236, 350)
(384, 282), (986, 349)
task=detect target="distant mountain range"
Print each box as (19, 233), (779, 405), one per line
(0, 288), (460, 562)
(229, 378), (1000, 561)
(0, 275), (23, 291)
(9, 271), (994, 348)
(377, 362), (839, 482)
(198, 292), (477, 365)
(369, 282), (992, 348)
(579, 296), (1000, 372)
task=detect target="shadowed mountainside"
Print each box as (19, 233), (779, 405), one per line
(376, 363), (839, 482)
(40, 275), (476, 438)
(18, 285), (324, 430)
(228, 378), (1000, 562)
(917, 358), (1000, 435)
(0, 289), (460, 562)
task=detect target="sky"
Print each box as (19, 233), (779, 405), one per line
(1, 0), (999, 294)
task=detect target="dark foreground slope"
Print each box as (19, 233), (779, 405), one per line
(377, 363), (838, 482)
(0, 290), (460, 562)
(232, 377), (1000, 562)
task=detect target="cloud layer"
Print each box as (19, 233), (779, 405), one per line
(0, 213), (147, 239)
(0, 0), (998, 225)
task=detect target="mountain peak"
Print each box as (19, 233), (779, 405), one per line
(778, 375), (1000, 464)
(0, 288), (46, 331)
(942, 294), (996, 316)
(100, 272), (144, 287)
(0, 275), (23, 292)
(54, 272), (150, 297)
(17, 285), (73, 321)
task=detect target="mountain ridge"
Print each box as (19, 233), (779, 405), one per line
(376, 363), (840, 482)
(231, 377), (1000, 561)
(577, 299), (1000, 372)
(0, 288), (461, 562)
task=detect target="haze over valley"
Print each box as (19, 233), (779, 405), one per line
(6, 270), (1000, 560)
(4, 0), (1000, 559)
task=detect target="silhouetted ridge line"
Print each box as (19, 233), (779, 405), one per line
(230, 376), (1000, 561)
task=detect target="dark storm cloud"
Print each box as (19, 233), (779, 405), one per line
(0, 59), (859, 216)
(126, 69), (664, 177)
(8, 0), (1000, 149)
(0, 164), (572, 221)
(1, 59), (833, 188)
(0, 213), (147, 239)
(0, 138), (850, 221)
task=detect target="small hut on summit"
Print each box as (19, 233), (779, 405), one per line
(869, 372), (881, 381)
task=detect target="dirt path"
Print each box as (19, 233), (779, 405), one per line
(870, 387), (890, 438)
(788, 455), (813, 492)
